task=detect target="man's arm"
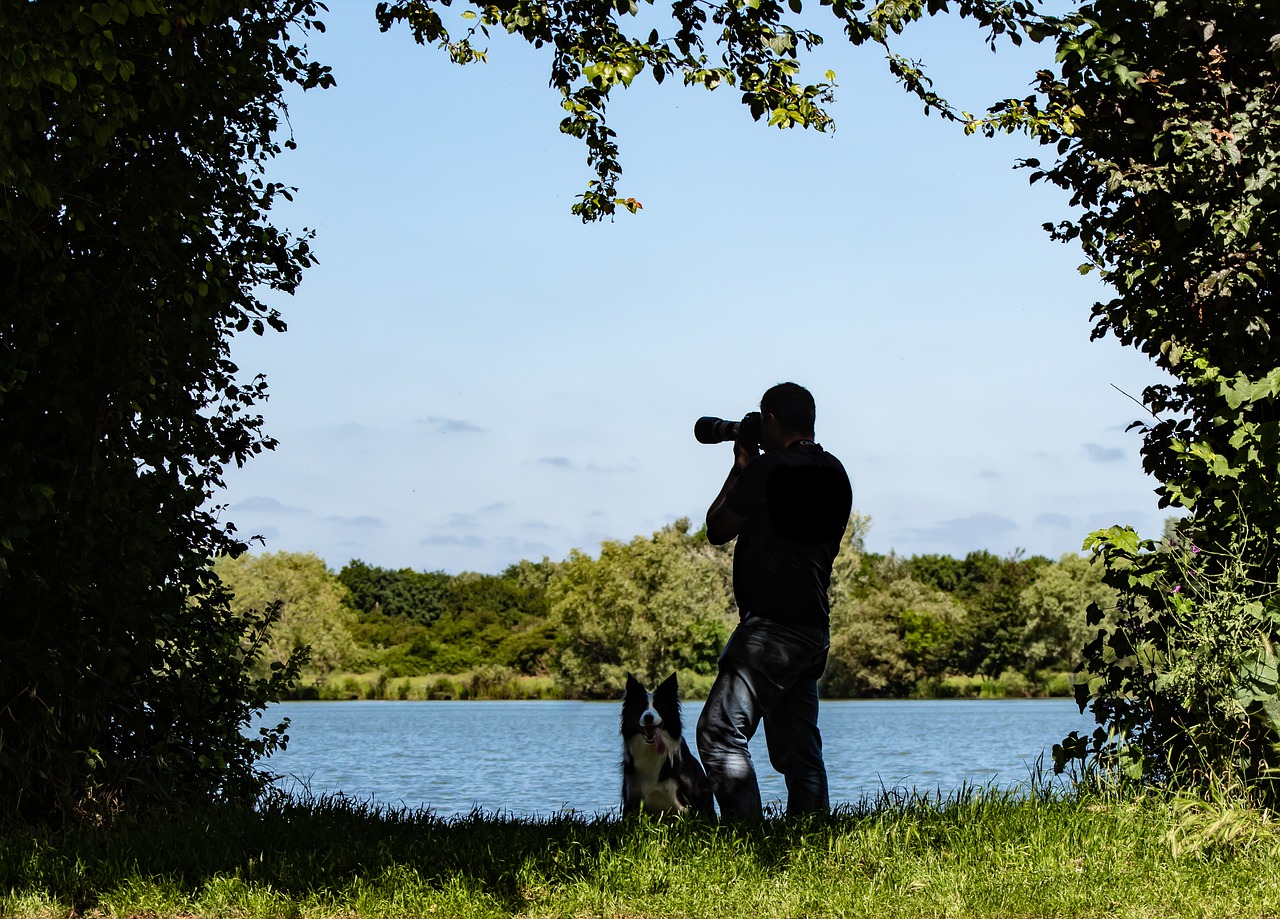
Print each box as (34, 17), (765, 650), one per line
(706, 440), (756, 545)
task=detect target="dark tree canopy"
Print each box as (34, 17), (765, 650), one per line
(0, 0), (331, 822)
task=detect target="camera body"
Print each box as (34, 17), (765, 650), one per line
(694, 412), (762, 449)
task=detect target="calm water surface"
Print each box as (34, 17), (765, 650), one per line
(259, 699), (1094, 818)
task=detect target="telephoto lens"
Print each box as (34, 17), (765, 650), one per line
(694, 416), (740, 444)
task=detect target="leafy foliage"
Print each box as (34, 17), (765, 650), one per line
(825, 541), (1068, 696)
(220, 518), (1099, 702)
(981, 1), (1280, 545)
(910, 550), (1052, 677)
(375, 0), (1038, 220)
(547, 518), (733, 697)
(214, 552), (357, 677)
(970, 1), (1280, 792)
(339, 560), (451, 624)
(1056, 521), (1280, 793)
(1018, 551), (1115, 674)
(826, 566), (967, 697)
(0, 1), (331, 822)
(339, 560), (558, 677)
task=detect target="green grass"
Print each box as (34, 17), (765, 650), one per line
(297, 671), (564, 701)
(293, 669), (1068, 703)
(3, 786), (1279, 918)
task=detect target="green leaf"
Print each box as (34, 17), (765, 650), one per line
(1084, 525), (1141, 557)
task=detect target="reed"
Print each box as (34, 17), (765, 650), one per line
(3, 784), (1278, 918)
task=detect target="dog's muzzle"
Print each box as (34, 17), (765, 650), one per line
(640, 713), (661, 743)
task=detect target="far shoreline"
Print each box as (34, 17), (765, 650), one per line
(274, 668), (1078, 705)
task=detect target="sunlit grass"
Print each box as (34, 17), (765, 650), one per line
(299, 670), (563, 701)
(4, 784), (1279, 918)
(286, 670), (1074, 702)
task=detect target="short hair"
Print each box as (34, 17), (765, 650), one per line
(760, 382), (816, 436)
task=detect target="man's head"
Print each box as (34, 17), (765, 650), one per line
(760, 382), (816, 450)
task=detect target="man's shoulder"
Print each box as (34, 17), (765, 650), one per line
(761, 448), (852, 544)
(771, 444), (848, 475)
(811, 446), (847, 471)
(735, 445), (850, 508)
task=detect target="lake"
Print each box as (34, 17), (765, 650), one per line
(258, 698), (1095, 818)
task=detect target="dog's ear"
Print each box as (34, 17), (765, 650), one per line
(625, 672), (644, 693)
(655, 672), (679, 699)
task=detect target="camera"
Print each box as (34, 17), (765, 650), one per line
(694, 412), (761, 448)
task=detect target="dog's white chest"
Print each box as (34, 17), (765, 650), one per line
(624, 735), (686, 813)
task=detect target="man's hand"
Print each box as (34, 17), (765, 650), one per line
(733, 435), (760, 472)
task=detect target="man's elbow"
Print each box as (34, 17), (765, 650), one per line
(706, 522), (732, 546)
(706, 509), (742, 546)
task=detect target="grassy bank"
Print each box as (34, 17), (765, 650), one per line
(289, 669), (1072, 702)
(4, 786), (1279, 918)
(294, 669), (565, 701)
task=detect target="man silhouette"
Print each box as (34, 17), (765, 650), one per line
(697, 382), (852, 819)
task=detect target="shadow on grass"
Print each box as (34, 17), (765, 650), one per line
(0, 781), (1063, 915)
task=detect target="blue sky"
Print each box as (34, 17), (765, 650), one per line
(217, 3), (1170, 574)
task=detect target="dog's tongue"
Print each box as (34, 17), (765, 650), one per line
(654, 732), (667, 756)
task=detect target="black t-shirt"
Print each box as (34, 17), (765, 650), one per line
(725, 442), (852, 629)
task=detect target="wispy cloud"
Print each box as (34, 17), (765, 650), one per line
(443, 502), (511, 529)
(419, 416), (485, 434)
(1083, 442), (1125, 464)
(330, 422), (376, 441)
(585, 461), (637, 474)
(899, 512), (1018, 548)
(533, 457), (635, 474)
(233, 496), (310, 515)
(493, 536), (555, 558)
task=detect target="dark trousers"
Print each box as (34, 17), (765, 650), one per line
(696, 615), (830, 820)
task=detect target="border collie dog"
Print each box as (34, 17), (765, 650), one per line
(620, 673), (715, 818)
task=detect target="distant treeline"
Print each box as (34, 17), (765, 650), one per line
(213, 515), (1115, 701)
